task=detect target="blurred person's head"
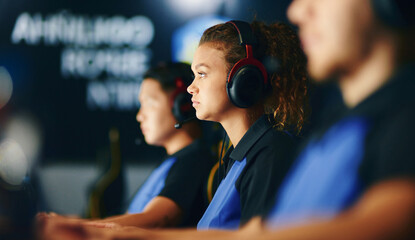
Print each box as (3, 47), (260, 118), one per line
(188, 21), (308, 133)
(136, 62), (199, 153)
(288, 0), (415, 82)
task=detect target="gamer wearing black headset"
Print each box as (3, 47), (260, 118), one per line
(189, 20), (308, 230)
(38, 62), (214, 230)
(112, 62), (214, 228)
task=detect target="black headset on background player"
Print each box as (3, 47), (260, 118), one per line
(372, 0), (415, 27)
(225, 20), (269, 109)
(169, 63), (196, 129)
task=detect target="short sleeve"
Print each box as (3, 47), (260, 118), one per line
(158, 148), (213, 225)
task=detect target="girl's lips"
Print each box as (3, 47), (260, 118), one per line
(192, 99), (200, 107)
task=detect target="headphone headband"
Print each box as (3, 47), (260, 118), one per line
(226, 20), (258, 46)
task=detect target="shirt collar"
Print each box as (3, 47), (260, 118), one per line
(228, 114), (273, 161)
(168, 138), (201, 159)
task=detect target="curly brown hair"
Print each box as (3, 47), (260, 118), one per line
(199, 21), (309, 134)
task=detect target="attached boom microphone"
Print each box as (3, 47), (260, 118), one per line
(174, 116), (197, 129)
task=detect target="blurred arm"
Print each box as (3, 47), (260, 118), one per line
(255, 178), (415, 240)
(41, 179), (415, 240)
(93, 196), (183, 228)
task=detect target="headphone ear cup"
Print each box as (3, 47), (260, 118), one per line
(227, 65), (265, 108)
(172, 92), (195, 122)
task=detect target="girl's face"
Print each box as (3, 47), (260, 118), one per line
(188, 43), (234, 122)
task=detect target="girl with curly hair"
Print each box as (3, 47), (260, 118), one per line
(190, 20), (308, 230)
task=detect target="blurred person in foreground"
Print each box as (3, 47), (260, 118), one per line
(39, 0), (415, 239)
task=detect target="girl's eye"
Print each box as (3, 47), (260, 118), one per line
(198, 72), (206, 78)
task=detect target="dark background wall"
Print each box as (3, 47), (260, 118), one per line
(0, 0), (292, 165)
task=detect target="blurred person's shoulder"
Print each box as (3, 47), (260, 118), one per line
(359, 63), (415, 187)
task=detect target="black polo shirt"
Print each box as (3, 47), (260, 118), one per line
(353, 63), (415, 188)
(312, 62), (415, 189)
(222, 115), (296, 226)
(129, 139), (214, 227)
(160, 139), (214, 227)
(266, 63), (415, 227)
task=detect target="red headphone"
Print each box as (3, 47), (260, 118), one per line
(226, 20), (268, 108)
